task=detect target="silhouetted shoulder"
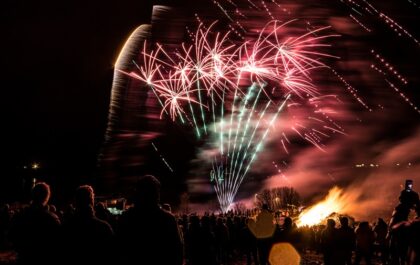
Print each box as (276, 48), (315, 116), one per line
(159, 207), (177, 220)
(119, 206), (136, 223)
(93, 216), (114, 234)
(120, 206), (176, 223)
(409, 219), (420, 236)
(48, 211), (61, 225)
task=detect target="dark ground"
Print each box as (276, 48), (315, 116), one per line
(0, 250), (383, 265)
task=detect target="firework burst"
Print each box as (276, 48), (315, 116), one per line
(121, 17), (340, 211)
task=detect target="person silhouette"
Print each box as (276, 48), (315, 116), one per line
(118, 175), (183, 265)
(390, 180), (419, 226)
(321, 219), (338, 265)
(161, 203), (172, 213)
(373, 218), (388, 264)
(252, 204), (275, 265)
(354, 221), (375, 265)
(389, 180), (420, 264)
(10, 182), (61, 265)
(407, 210), (420, 265)
(62, 185), (114, 265)
(336, 217), (355, 265)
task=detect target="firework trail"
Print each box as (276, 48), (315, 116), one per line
(121, 14), (341, 211)
(122, 20), (337, 122)
(101, 0), (420, 217)
(151, 142), (174, 172)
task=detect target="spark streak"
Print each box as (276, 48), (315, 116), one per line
(121, 18), (339, 211)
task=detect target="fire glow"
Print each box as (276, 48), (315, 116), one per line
(297, 186), (353, 227)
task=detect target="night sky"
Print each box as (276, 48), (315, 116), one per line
(1, 0), (420, 216)
(1, 0), (155, 201)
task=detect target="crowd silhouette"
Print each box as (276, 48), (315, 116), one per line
(0, 176), (419, 265)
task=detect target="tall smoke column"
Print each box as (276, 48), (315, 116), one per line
(99, 5), (187, 195)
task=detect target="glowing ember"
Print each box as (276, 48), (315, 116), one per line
(297, 186), (349, 227)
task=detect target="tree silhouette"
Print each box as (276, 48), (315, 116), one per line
(255, 186), (301, 213)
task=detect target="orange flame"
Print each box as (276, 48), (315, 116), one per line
(296, 186), (356, 227)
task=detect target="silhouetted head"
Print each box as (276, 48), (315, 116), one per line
(326, 219), (336, 228)
(134, 175), (161, 207)
(217, 217), (224, 226)
(95, 202), (106, 211)
(74, 185), (95, 209)
(247, 217), (255, 226)
(356, 221), (371, 232)
(201, 215), (210, 228)
(162, 203), (172, 212)
(1, 204), (10, 212)
(49, 204), (57, 213)
(284, 217), (293, 229)
(190, 215), (200, 228)
(32, 182), (51, 206)
(262, 203), (269, 211)
(340, 216), (349, 227)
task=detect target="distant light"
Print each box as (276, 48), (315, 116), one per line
(31, 163), (40, 170)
